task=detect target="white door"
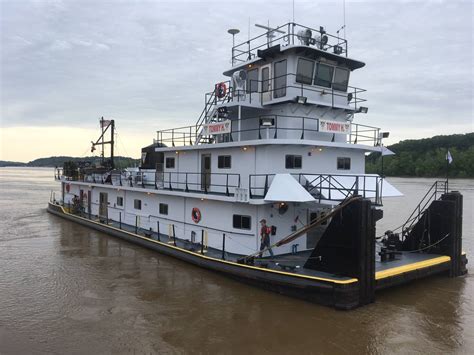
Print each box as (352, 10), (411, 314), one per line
(261, 64), (272, 104)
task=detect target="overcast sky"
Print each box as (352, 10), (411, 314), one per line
(1, 0), (473, 162)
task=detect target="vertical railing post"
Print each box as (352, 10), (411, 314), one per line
(185, 173), (189, 192)
(157, 221), (160, 241)
(222, 233), (226, 260)
(226, 174), (229, 196)
(264, 175), (269, 197)
(169, 172), (173, 190)
(201, 230), (204, 254)
(135, 215), (138, 234)
(172, 224), (177, 246)
(119, 212), (122, 229)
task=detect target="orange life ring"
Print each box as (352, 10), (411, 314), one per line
(65, 183), (70, 193)
(191, 207), (201, 223)
(215, 82), (227, 99)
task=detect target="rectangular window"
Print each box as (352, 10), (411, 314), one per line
(261, 67), (269, 92)
(285, 155), (302, 169)
(159, 203), (168, 215)
(333, 67), (350, 92)
(217, 155), (231, 169)
(247, 68), (258, 93)
(165, 157), (175, 169)
(296, 58), (315, 85)
(134, 199), (142, 210)
(233, 215), (251, 230)
(314, 63), (334, 88)
(337, 157), (351, 170)
(117, 196), (123, 206)
(273, 59), (287, 98)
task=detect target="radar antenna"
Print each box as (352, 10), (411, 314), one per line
(255, 23), (285, 47)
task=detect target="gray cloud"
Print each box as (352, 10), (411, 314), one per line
(1, 0), (472, 142)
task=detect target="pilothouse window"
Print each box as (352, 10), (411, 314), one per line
(314, 63), (334, 88)
(273, 60), (287, 98)
(333, 67), (350, 92)
(296, 58), (315, 85)
(261, 67), (270, 92)
(247, 68), (258, 93)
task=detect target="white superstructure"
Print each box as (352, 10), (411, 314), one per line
(57, 22), (401, 257)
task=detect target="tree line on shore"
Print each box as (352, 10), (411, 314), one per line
(366, 133), (474, 178)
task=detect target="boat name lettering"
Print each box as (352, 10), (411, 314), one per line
(319, 119), (351, 134)
(203, 120), (231, 135)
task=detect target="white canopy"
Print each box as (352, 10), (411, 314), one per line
(264, 174), (316, 203)
(303, 173), (403, 200)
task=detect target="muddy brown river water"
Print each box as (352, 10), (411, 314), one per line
(0, 167), (473, 354)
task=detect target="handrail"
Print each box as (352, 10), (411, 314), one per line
(231, 22), (349, 65)
(401, 180), (448, 237)
(248, 173), (383, 205)
(156, 114), (380, 147)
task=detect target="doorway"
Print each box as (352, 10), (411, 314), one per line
(99, 192), (108, 221)
(201, 154), (211, 191)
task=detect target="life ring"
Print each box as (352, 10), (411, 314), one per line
(65, 183), (70, 193)
(215, 82), (227, 99)
(191, 207), (201, 223)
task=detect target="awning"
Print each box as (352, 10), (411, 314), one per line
(303, 174), (403, 200)
(264, 174), (316, 203)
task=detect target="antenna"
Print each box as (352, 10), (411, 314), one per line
(292, 0), (295, 23)
(343, 0), (346, 39)
(228, 28), (240, 65)
(255, 23), (285, 47)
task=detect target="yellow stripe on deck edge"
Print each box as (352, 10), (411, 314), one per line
(375, 255), (451, 280)
(51, 203), (358, 285)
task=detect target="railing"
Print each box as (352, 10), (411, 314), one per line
(249, 173), (384, 205)
(56, 168), (241, 197)
(232, 22), (348, 64)
(401, 180), (448, 236)
(156, 114), (380, 147)
(202, 74), (366, 112)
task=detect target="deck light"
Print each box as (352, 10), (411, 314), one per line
(358, 106), (369, 114)
(296, 96), (307, 104)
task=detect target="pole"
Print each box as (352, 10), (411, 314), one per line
(119, 212), (122, 229)
(135, 215), (138, 234)
(110, 120), (115, 169)
(222, 233), (226, 260)
(201, 230), (204, 254)
(172, 224), (177, 246)
(381, 145), (384, 178)
(446, 149), (449, 192)
(157, 221), (160, 241)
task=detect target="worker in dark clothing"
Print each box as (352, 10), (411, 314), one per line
(259, 219), (274, 258)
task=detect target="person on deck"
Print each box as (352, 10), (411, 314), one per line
(259, 219), (274, 258)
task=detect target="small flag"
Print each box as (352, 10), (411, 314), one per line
(100, 119), (111, 128)
(446, 150), (453, 164)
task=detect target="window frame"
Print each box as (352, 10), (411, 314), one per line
(246, 68), (258, 93)
(261, 67), (270, 92)
(296, 58), (315, 85)
(134, 199), (142, 210)
(116, 196), (123, 207)
(217, 155), (232, 169)
(285, 154), (303, 169)
(332, 67), (350, 92)
(337, 157), (351, 170)
(165, 157), (175, 169)
(159, 203), (168, 215)
(273, 59), (287, 98)
(233, 214), (252, 230)
(313, 62), (334, 89)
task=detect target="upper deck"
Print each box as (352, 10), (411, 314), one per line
(230, 22), (354, 67)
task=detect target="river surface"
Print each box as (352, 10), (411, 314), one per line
(0, 167), (473, 354)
